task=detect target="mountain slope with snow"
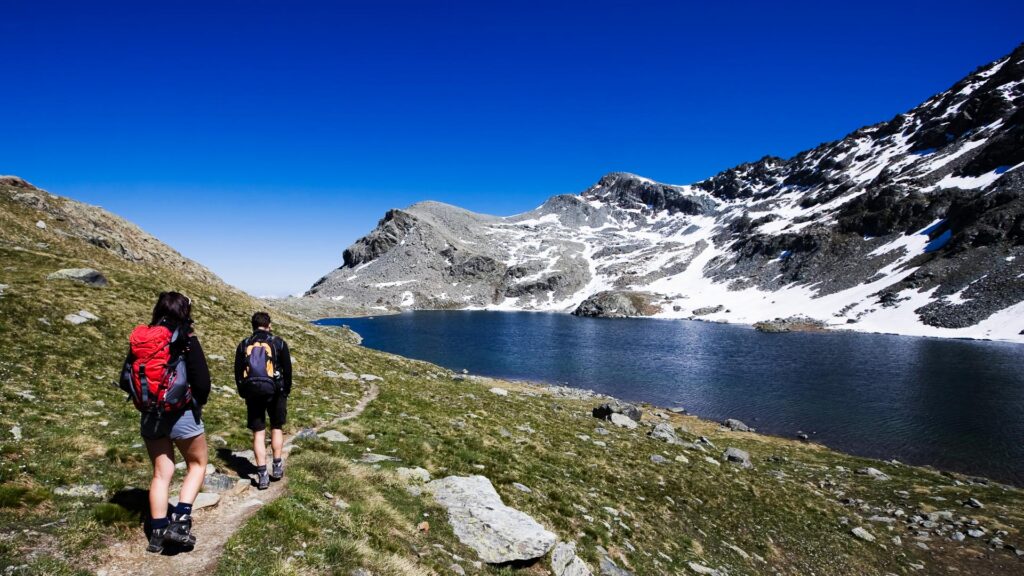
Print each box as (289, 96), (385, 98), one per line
(308, 43), (1024, 342)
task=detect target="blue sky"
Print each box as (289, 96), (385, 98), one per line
(2, 1), (1021, 295)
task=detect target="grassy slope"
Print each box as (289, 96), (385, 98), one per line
(1, 179), (1022, 575)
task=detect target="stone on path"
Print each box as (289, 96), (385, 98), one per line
(319, 430), (350, 443)
(551, 541), (593, 576)
(360, 374), (382, 382)
(47, 268), (108, 287)
(427, 475), (556, 564)
(170, 492), (221, 510)
(851, 527), (876, 542)
(203, 473), (238, 493)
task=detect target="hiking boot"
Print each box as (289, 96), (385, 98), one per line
(270, 459), (284, 481)
(257, 471), (270, 490)
(166, 512), (196, 547)
(146, 527), (167, 553)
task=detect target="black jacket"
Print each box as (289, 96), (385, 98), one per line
(234, 330), (292, 396)
(120, 323), (211, 407)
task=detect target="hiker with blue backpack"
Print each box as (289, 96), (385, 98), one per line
(234, 311), (293, 490)
(120, 291), (211, 553)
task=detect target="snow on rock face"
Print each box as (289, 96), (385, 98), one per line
(427, 475), (556, 564)
(306, 43), (1024, 343)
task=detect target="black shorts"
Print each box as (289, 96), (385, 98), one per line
(245, 394), (287, 431)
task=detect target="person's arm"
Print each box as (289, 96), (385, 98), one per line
(234, 339), (245, 394)
(186, 336), (211, 406)
(118, 348), (134, 394)
(277, 338), (293, 396)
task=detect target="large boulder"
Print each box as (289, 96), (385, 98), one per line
(427, 475), (556, 564)
(572, 291), (662, 318)
(592, 402), (642, 422)
(46, 268), (108, 287)
(647, 423), (679, 444)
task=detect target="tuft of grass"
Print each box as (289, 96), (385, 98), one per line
(0, 484), (48, 508)
(91, 503), (137, 526)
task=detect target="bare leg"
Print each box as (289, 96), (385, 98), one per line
(270, 428), (283, 460)
(145, 437), (175, 520)
(174, 434), (208, 505)
(253, 429), (267, 467)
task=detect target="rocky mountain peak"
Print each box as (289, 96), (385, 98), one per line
(306, 44), (1024, 342)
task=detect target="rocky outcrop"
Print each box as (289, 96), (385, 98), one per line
(46, 268), (108, 287)
(427, 475), (556, 564)
(572, 291), (662, 318)
(753, 316), (827, 333)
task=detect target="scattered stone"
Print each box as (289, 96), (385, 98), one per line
(723, 419), (751, 432)
(396, 467), (431, 483)
(360, 374), (383, 382)
(963, 498), (983, 509)
(551, 541), (593, 576)
(598, 556), (635, 576)
(65, 310), (100, 325)
(796, 433), (809, 441)
(512, 482), (532, 494)
(203, 473), (237, 493)
(489, 387), (509, 396)
(650, 455), (667, 464)
(687, 562), (722, 575)
(170, 492), (220, 510)
(9, 426), (21, 441)
(426, 475), (556, 563)
(968, 529), (985, 538)
(753, 316), (826, 333)
(647, 423), (679, 444)
(703, 456), (720, 466)
(594, 427), (609, 436)
(674, 454), (690, 464)
(36, 220), (46, 229)
(609, 413), (638, 429)
(54, 484), (107, 498)
(952, 531), (966, 542)
(448, 563), (466, 576)
(360, 453), (400, 464)
(293, 428), (318, 441)
(723, 447), (752, 468)
(856, 467), (890, 481)
(319, 430), (350, 443)
(851, 527), (876, 542)
(207, 354), (225, 362)
(592, 402), (642, 422)
(349, 569), (371, 576)
(691, 305), (724, 316)
(47, 268), (108, 287)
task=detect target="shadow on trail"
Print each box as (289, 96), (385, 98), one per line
(215, 447), (257, 481)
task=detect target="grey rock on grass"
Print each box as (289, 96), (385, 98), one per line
(427, 475), (556, 564)
(647, 422), (679, 444)
(54, 484), (107, 498)
(723, 418), (751, 432)
(723, 447), (752, 468)
(551, 541), (593, 576)
(598, 556), (635, 576)
(47, 268), (108, 287)
(319, 430), (350, 443)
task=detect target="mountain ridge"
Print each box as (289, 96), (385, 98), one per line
(306, 43), (1024, 342)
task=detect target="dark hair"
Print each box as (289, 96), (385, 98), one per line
(251, 311), (272, 331)
(151, 291), (192, 327)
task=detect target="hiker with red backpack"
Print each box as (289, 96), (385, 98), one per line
(119, 291), (211, 553)
(234, 311), (292, 490)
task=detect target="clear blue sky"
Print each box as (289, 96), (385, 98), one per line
(2, 1), (1021, 295)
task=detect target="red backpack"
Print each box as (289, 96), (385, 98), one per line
(124, 324), (192, 412)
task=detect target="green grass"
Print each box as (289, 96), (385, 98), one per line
(3, 179), (1024, 575)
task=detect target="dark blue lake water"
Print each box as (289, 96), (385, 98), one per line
(317, 311), (1024, 485)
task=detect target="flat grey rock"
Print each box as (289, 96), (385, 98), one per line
(609, 413), (637, 430)
(54, 483), (107, 498)
(47, 268), (108, 287)
(396, 466), (431, 483)
(319, 430), (350, 443)
(359, 453), (400, 464)
(427, 475), (556, 564)
(170, 492), (221, 510)
(598, 557), (635, 576)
